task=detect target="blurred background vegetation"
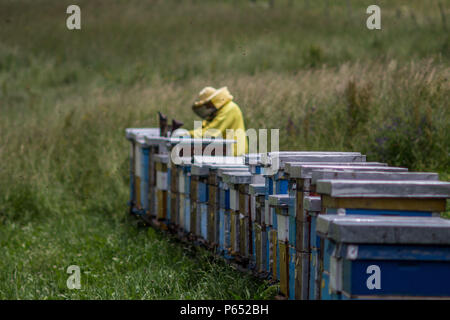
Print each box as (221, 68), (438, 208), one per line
(0, 0), (449, 299)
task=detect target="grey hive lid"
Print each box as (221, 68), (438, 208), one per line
(205, 163), (248, 170)
(260, 152), (365, 169)
(125, 128), (160, 141)
(288, 164), (406, 179)
(285, 162), (389, 178)
(260, 152), (308, 165)
(222, 171), (253, 185)
(217, 167), (249, 178)
(264, 151), (361, 157)
(193, 156), (244, 165)
(260, 151), (352, 163)
(316, 179), (450, 198)
(249, 184), (266, 195)
(312, 170), (439, 185)
(144, 135), (169, 146)
(244, 153), (262, 165)
(268, 194), (292, 207)
(286, 162), (387, 172)
(304, 196), (321, 212)
(191, 163), (247, 176)
(316, 214), (450, 245)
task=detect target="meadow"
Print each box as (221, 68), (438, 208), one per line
(0, 0), (449, 299)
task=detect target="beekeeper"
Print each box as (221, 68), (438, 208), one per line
(188, 86), (248, 156)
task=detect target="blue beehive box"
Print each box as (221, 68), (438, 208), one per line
(249, 183), (266, 271)
(310, 171), (441, 241)
(184, 197), (191, 232)
(208, 162), (247, 247)
(218, 207), (226, 252)
(316, 215), (450, 299)
(139, 147), (150, 215)
(264, 176), (274, 276)
(197, 181), (209, 203)
(153, 153), (169, 222)
(199, 203), (208, 240)
(178, 193), (185, 233)
(288, 165), (414, 263)
(125, 128), (161, 216)
(167, 138), (237, 233)
(218, 179), (231, 255)
(172, 161), (193, 234)
(191, 161), (246, 242)
(217, 167), (248, 259)
(222, 171), (252, 259)
(262, 152), (370, 278)
(298, 195), (321, 300)
(309, 247), (320, 300)
(286, 163), (400, 222)
(287, 163), (438, 300)
(184, 166), (191, 195)
(269, 194), (292, 296)
(177, 161), (193, 234)
(310, 175), (450, 300)
(245, 153), (264, 183)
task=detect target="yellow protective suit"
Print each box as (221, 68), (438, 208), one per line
(189, 100), (248, 156)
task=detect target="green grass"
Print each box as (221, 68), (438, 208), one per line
(0, 212), (275, 299)
(0, 0), (449, 299)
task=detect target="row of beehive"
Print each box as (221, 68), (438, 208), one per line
(125, 128), (450, 300)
